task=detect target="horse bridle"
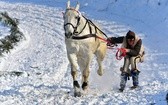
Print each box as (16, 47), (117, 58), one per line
(64, 9), (88, 38)
(64, 16), (80, 34)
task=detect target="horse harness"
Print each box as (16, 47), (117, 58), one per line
(64, 9), (108, 40)
(71, 18), (98, 40)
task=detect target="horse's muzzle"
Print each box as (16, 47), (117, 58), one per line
(65, 32), (72, 38)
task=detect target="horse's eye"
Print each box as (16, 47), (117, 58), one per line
(75, 16), (79, 19)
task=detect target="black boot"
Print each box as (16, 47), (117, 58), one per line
(119, 88), (124, 92)
(130, 85), (138, 90)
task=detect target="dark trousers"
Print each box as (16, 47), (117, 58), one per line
(120, 70), (139, 89)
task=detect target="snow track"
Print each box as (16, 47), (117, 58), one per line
(0, 1), (167, 105)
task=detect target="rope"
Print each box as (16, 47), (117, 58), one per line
(116, 48), (126, 60)
(96, 35), (109, 43)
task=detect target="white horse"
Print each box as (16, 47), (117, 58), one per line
(63, 1), (107, 97)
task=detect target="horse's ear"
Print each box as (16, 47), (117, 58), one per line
(62, 12), (65, 18)
(75, 2), (80, 11)
(66, 0), (70, 9)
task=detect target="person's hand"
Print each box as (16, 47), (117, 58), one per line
(116, 48), (127, 60)
(125, 48), (130, 52)
(119, 48), (127, 57)
(107, 37), (112, 46)
(107, 37), (112, 42)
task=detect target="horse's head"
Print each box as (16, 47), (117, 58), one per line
(63, 1), (81, 38)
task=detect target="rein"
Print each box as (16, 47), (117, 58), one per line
(116, 48), (126, 60)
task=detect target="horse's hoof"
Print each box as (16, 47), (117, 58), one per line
(82, 82), (88, 90)
(74, 91), (81, 97)
(97, 69), (104, 76)
(73, 81), (80, 88)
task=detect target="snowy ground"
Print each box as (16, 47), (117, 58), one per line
(0, 0), (168, 105)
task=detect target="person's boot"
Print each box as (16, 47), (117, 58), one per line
(131, 69), (139, 87)
(119, 72), (129, 92)
(119, 88), (124, 92)
(130, 85), (138, 89)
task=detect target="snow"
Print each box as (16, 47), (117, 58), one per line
(0, 23), (10, 39)
(0, 0), (168, 104)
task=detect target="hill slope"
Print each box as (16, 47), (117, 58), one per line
(0, 1), (167, 105)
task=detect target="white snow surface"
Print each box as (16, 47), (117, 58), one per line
(0, 0), (168, 104)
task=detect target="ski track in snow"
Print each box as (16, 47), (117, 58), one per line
(0, 1), (167, 105)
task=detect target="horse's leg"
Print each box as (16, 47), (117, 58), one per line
(95, 43), (107, 76)
(68, 54), (81, 97)
(79, 56), (91, 91)
(81, 64), (90, 90)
